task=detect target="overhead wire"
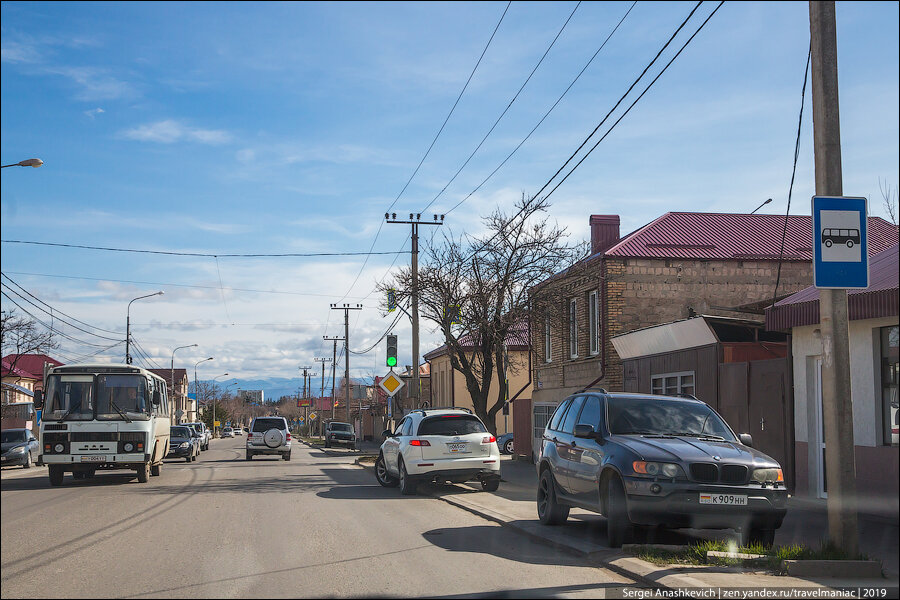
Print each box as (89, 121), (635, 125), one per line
(419, 1), (582, 215)
(0, 290), (116, 349)
(0, 240), (406, 258)
(333, 1), (512, 305)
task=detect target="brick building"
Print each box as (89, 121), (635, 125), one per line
(520, 211), (897, 460)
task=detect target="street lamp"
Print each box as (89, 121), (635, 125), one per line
(193, 357), (214, 424)
(170, 344), (198, 423)
(125, 291), (164, 364)
(1, 158), (43, 169)
(750, 198), (773, 214)
(212, 373), (229, 435)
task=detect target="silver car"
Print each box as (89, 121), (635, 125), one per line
(246, 416), (291, 461)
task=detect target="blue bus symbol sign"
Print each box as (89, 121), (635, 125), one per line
(812, 196), (869, 289)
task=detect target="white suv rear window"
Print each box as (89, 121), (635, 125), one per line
(417, 415), (486, 436)
(252, 418), (286, 432)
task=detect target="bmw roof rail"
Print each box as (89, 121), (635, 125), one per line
(673, 393), (699, 401)
(578, 386), (609, 394)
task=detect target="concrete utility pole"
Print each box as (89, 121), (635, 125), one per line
(315, 357), (332, 436)
(324, 336), (342, 424)
(299, 365), (312, 433)
(385, 213), (444, 410)
(328, 303), (362, 425)
(809, 0), (858, 556)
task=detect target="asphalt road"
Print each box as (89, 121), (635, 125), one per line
(1, 438), (634, 599)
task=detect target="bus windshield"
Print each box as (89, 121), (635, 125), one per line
(45, 375), (94, 421)
(97, 375), (149, 421)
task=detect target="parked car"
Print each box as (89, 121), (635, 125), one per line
(374, 408), (501, 495)
(246, 416), (291, 461)
(1, 428), (39, 468)
(183, 422), (211, 450)
(166, 426), (200, 462)
(535, 391), (787, 548)
(325, 421), (356, 449)
(233, 426), (243, 436)
(222, 427), (234, 438)
(497, 432), (515, 455)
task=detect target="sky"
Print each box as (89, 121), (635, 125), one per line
(1, 1), (898, 388)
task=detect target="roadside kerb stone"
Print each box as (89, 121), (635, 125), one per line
(783, 560), (884, 579)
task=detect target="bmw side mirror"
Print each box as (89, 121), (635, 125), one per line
(573, 424), (595, 439)
(739, 433), (753, 447)
(34, 390), (44, 410)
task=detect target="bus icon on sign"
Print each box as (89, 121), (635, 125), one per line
(821, 228), (860, 249)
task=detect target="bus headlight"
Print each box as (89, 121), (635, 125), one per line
(54, 443), (65, 453)
(123, 442), (134, 452)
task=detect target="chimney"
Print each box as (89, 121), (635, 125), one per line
(590, 215), (620, 255)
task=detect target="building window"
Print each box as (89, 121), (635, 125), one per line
(651, 371), (695, 396)
(544, 316), (552, 363)
(569, 299), (578, 358)
(533, 404), (555, 440)
(881, 325), (898, 447)
(589, 290), (599, 356)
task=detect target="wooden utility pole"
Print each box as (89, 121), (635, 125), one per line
(809, 0), (858, 556)
(385, 213), (444, 410)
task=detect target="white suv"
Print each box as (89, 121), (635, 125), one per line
(246, 416), (292, 461)
(374, 408), (500, 495)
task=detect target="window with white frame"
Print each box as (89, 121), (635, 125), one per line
(569, 299), (578, 358)
(651, 371), (695, 396)
(544, 315), (552, 363)
(589, 290), (599, 355)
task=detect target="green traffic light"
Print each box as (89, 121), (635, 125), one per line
(387, 357), (397, 367)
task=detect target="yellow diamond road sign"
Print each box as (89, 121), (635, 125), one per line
(379, 372), (405, 397)
(309, 412), (317, 420)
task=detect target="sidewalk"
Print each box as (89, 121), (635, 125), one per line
(356, 455), (898, 593)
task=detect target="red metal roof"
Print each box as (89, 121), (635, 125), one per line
(605, 212), (897, 261)
(765, 243), (899, 330)
(1, 354), (63, 379)
(424, 322), (530, 360)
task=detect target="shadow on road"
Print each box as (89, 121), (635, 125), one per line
(420, 525), (591, 568)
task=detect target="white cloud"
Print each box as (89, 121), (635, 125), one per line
(43, 66), (136, 101)
(120, 120), (232, 145)
(84, 107), (105, 118)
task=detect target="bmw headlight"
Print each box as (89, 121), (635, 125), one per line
(179, 442), (190, 449)
(10, 445), (27, 454)
(633, 461), (684, 479)
(751, 468), (784, 484)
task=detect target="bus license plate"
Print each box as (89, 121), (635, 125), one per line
(699, 494), (747, 506)
(448, 443), (467, 453)
(80, 455), (106, 462)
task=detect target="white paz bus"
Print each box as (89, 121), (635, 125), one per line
(36, 364), (171, 486)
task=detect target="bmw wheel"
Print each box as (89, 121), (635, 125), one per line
(537, 470), (569, 525)
(606, 476), (633, 548)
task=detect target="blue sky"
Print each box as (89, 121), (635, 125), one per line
(2, 1), (898, 385)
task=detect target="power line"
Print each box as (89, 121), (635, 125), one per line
(461, 0), (716, 263)
(4, 270), (370, 300)
(773, 44), (812, 307)
(0, 239), (406, 258)
(334, 2), (511, 303)
(442, 0), (638, 217)
(0, 290), (115, 349)
(1, 272), (125, 337)
(419, 1), (582, 214)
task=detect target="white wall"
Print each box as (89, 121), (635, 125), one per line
(792, 316), (897, 447)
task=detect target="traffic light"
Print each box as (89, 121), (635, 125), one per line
(386, 334), (398, 368)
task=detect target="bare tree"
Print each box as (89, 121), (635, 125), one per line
(379, 195), (584, 433)
(879, 178), (897, 226)
(1, 309), (59, 383)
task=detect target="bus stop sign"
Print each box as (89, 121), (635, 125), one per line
(812, 196), (869, 289)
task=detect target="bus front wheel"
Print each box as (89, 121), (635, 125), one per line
(49, 465), (64, 486)
(136, 463), (150, 483)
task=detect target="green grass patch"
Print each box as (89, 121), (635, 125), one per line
(630, 540), (869, 574)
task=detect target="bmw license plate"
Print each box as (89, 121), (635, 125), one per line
(699, 494), (747, 506)
(80, 455), (106, 462)
(447, 443), (468, 453)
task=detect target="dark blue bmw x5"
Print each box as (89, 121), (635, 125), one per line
(536, 391), (787, 548)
